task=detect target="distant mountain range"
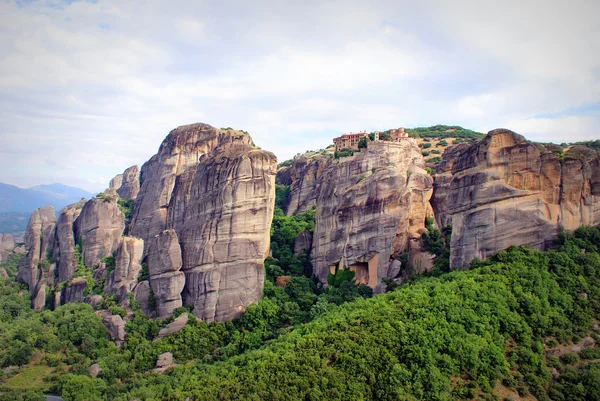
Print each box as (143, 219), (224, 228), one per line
(0, 183), (94, 240)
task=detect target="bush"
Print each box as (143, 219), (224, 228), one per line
(562, 352), (580, 364)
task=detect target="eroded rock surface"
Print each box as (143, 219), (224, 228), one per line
(75, 197), (125, 267)
(99, 311), (126, 347)
(156, 312), (189, 339)
(131, 124), (276, 322)
(114, 165), (140, 200)
(133, 280), (153, 316)
(277, 154), (328, 215)
(147, 229), (185, 318)
(17, 206), (57, 309)
(54, 200), (85, 282)
(311, 141), (433, 291)
(105, 236), (144, 302)
(432, 129), (600, 268)
(63, 277), (87, 304)
(294, 230), (313, 256)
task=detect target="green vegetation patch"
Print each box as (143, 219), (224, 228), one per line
(406, 124), (484, 139)
(2, 365), (53, 391)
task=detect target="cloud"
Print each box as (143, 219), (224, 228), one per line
(0, 0), (598, 191)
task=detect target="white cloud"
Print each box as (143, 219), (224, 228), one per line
(0, 0), (598, 192)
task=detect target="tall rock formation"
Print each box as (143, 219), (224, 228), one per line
(432, 129), (600, 268)
(310, 140), (433, 291)
(16, 123), (275, 321)
(17, 206), (57, 310)
(130, 124), (277, 322)
(116, 165), (141, 200)
(109, 174), (123, 192)
(147, 229), (185, 318)
(75, 196), (125, 268)
(105, 236), (144, 303)
(54, 200), (86, 282)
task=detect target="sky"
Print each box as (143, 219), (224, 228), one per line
(0, 0), (599, 192)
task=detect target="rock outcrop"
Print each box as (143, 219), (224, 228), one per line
(154, 352), (176, 374)
(105, 236), (144, 302)
(117, 165), (140, 200)
(156, 312), (189, 339)
(88, 363), (103, 378)
(147, 229), (185, 318)
(62, 277), (87, 304)
(17, 206), (57, 309)
(277, 154), (328, 215)
(432, 129), (600, 268)
(109, 174), (123, 192)
(311, 141), (433, 291)
(98, 311), (126, 347)
(54, 200), (85, 282)
(0, 234), (15, 251)
(130, 124), (276, 322)
(133, 280), (153, 315)
(75, 197), (125, 268)
(294, 230), (313, 255)
(16, 123), (276, 322)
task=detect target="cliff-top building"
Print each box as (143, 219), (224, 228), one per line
(333, 132), (368, 151)
(333, 128), (409, 151)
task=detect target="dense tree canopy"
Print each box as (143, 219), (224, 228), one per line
(2, 222), (600, 400)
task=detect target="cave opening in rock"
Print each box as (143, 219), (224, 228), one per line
(349, 262), (369, 285)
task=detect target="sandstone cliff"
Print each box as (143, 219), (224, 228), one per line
(432, 129), (600, 268)
(105, 236), (144, 303)
(16, 123), (276, 323)
(130, 124), (277, 322)
(116, 165), (140, 200)
(74, 196), (125, 268)
(276, 154), (328, 215)
(17, 206), (57, 310)
(146, 229), (185, 318)
(54, 200), (86, 282)
(307, 141), (433, 291)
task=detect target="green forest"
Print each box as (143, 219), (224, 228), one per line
(1, 194), (600, 400)
(405, 125), (484, 140)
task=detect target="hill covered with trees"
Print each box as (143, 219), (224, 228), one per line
(2, 219), (600, 399)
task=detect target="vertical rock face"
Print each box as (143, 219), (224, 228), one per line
(130, 123), (277, 322)
(17, 206), (57, 309)
(62, 277), (87, 304)
(147, 229), (185, 318)
(54, 200), (86, 282)
(116, 165), (140, 200)
(133, 280), (152, 315)
(16, 123), (276, 322)
(105, 236), (144, 302)
(129, 124), (237, 245)
(294, 230), (313, 255)
(311, 141), (433, 291)
(278, 154), (328, 216)
(75, 197), (125, 268)
(109, 174), (123, 191)
(432, 129), (600, 268)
